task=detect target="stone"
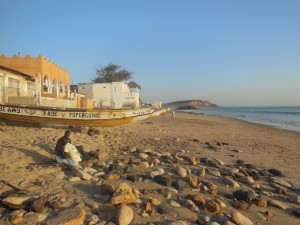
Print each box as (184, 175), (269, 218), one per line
(293, 209), (300, 218)
(204, 201), (221, 214)
(268, 168), (283, 177)
(111, 183), (136, 205)
(139, 161), (149, 168)
(76, 169), (93, 181)
(154, 175), (172, 186)
(223, 177), (240, 188)
(270, 183), (289, 196)
(238, 176), (254, 184)
(172, 180), (187, 190)
(31, 197), (46, 213)
(223, 221), (236, 225)
(49, 200), (60, 210)
(187, 156), (198, 166)
(169, 221), (189, 225)
(124, 165), (138, 173)
(2, 196), (36, 209)
(202, 180), (218, 190)
(22, 212), (47, 223)
(157, 205), (170, 214)
(100, 183), (115, 195)
(139, 153), (148, 160)
(47, 206), (86, 225)
(10, 216), (23, 225)
(288, 194), (300, 204)
(257, 198), (268, 208)
(106, 174), (120, 181)
(191, 194), (206, 206)
(232, 190), (257, 203)
(268, 199), (288, 210)
(69, 176), (81, 182)
(248, 170), (260, 180)
(200, 167), (206, 177)
(150, 198), (161, 206)
(231, 201), (249, 210)
(185, 199), (199, 212)
(115, 204), (134, 225)
(209, 170), (221, 177)
(269, 177), (292, 188)
(177, 166), (187, 178)
(188, 176), (198, 188)
(127, 175), (141, 183)
(258, 169), (271, 176)
(214, 199), (226, 208)
(86, 214), (99, 225)
(231, 211), (254, 225)
(170, 200), (181, 207)
(83, 167), (98, 174)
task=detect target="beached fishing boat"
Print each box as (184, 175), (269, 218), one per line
(0, 104), (158, 127)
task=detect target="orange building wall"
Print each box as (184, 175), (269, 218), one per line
(0, 54), (70, 88)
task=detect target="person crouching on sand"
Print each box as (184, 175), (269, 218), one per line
(55, 132), (82, 167)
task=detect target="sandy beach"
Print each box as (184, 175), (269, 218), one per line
(0, 112), (299, 225)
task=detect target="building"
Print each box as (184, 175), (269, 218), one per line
(0, 54), (92, 108)
(78, 82), (141, 109)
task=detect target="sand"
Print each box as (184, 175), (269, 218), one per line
(0, 111), (299, 224)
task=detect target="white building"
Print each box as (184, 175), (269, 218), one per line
(78, 82), (140, 109)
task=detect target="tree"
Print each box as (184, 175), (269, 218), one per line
(92, 63), (133, 83)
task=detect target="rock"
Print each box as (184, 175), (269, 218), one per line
(223, 177), (240, 188)
(83, 167), (98, 174)
(189, 194), (206, 206)
(209, 170), (221, 177)
(154, 175), (172, 186)
(49, 200), (60, 210)
(169, 221), (188, 225)
(257, 198), (268, 208)
(204, 201), (221, 214)
(31, 197), (46, 213)
(10, 216), (23, 224)
(223, 221), (236, 225)
(231, 211), (254, 225)
(76, 169), (93, 181)
(268, 199), (288, 210)
(22, 212), (47, 223)
(197, 212), (212, 223)
(150, 171), (160, 178)
(170, 200), (181, 207)
(93, 194), (111, 203)
(268, 168), (283, 177)
(188, 176), (198, 188)
(231, 201), (249, 210)
(232, 190), (257, 203)
(214, 199), (226, 208)
(208, 159), (222, 168)
(150, 198), (161, 206)
(172, 180), (188, 190)
(157, 205), (170, 214)
(106, 174), (120, 181)
(69, 176), (81, 182)
(86, 214), (99, 225)
(248, 170), (260, 180)
(81, 159), (94, 168)
(139, 153), (148, 160)
(187, 156), (198, 166)
(47, 206), (86, 225)
(2, 196), (36, 209)
(238, 176), (254, 184)
(269, 177), (292, 188)
(227, 168), (240, 176)
(202, 180), (218, 190)
(124, 165), (138, 173)
(100, 183), (115, 195)
(258, 169), (271, 176)
(115, 204), (133, 225)
(210, 222), (220, 225)
(52, 171), (65, 179)
(293, 209), (300, 218)
(139, 161), (149, 169)
(177, 166), (187, 178)
(265, 210), (273, 218)
(288, 194), (300, 204)
(270, 183), (289, 196)
(111, 183), (136, 205)
(127, 175), (141, 183)
(185, 199), (199, 212)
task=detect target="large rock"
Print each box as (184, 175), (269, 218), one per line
(268, 199), (288, 210)
(2, 196), (36, 209)
(268, 168), (283, 177)
(111, 183), (136, 205)
(100, 183), (115, 195)
(288, 194), (300, 204)
(115, 204), (134, 225)
(31, 197), (46, 213)
(223, 177), (240, 188)
(269, 177), (292, 188)
(231, 211), (254, 225)
(47, 206), (86, 225)
(232, 190), (257, 203)
(76, 169), (93, 181)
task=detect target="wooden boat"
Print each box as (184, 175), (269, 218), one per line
(0, 104), (157, 127)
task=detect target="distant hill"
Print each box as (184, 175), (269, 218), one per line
(163, 100), (218, 110)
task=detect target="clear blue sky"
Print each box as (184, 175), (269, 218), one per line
(1, 0), (299, 106)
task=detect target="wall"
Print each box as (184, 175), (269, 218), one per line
(40, 97), (77, 108)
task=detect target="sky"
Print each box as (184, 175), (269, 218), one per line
(0, 0), (300, 106)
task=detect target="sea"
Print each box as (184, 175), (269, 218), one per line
(184, 106), (300, 133)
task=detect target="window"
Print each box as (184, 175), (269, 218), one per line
(8, 78), (20, 90)
(59, 81), (64, 93)
(43, 76), (50, 92)
(27, 82), (35, 91)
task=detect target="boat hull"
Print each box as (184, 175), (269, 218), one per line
(0, 104), (155, 127)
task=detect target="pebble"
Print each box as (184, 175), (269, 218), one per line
(111, 183), (136, 205)
(169, 221), (189, 225)
(177, 166), (187, 177)
(231, 211), (254, 225)
(223, 177), (240, 188)
(69, 176), (81, 182)
(51, 171), (65, 179)
(115, 204), (133, 225)
(223, 221), (236, 225)
(288, 194), (300, 204)
(139, 161), (149, 168)
(84, 167), (98, 174)
(268, 168), (283, 177)
(76, 169), (93, 180)
(170, 200), (181, 207)
(209, 170), (221, 177)
(268, 199), (288, 210)
(269, 177), (292, 188)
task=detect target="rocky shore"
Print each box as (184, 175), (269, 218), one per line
(0, 112), (299, 225)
